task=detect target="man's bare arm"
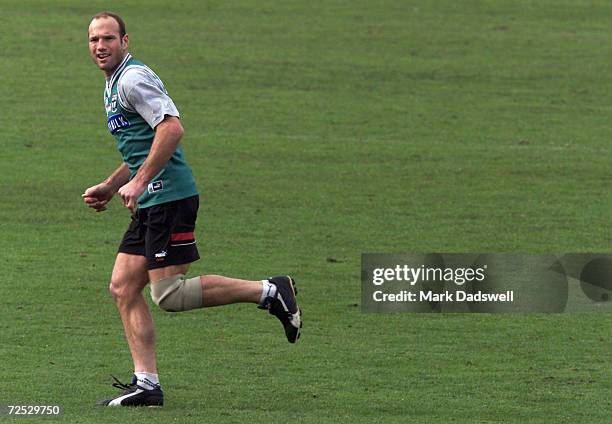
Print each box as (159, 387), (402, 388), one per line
(82, 163), (131, 212)
(117, 116), (184, 212)
(104, 162), (132, 192)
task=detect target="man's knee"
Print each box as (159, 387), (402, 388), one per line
(109, 277), (142, 302)
(150, 274), (202, 312)
(109, 278), (128, 301)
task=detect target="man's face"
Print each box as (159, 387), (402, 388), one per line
(88, 17), (128, 76)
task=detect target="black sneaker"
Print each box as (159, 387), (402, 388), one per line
(97, 375), (164, 407)
(259, 276), (302, 343)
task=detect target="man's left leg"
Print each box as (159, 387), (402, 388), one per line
(145, 195), (300, 339)
(149, 267), (261, 306)
(148, 266), (302, 343)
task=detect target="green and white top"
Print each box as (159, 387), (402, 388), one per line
(104, 53), (198, 208)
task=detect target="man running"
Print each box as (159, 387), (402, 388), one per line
(83, 11), (301, 407)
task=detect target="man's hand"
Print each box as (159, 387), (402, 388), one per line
(82, 182), (115, 212)
(117, 178), (148, 214)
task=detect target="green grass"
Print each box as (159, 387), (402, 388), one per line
(0, 0), (611, 422)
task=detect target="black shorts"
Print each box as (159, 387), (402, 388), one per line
(118, 195), (200, 270)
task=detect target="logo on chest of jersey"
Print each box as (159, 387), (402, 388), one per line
(107, 113), (131, 134)
(105, 94), (118, 114)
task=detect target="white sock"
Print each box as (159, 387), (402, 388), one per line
(259, 280), (277, 306)
(134, 371), (160, 390)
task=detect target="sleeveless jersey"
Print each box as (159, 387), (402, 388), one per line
(104, 54), (198, 208)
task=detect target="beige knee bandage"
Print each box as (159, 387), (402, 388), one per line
(150, 274), (203, 312)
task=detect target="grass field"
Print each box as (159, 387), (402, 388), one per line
(1, 0), (611, 422)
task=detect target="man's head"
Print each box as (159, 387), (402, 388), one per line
(88, 12), (129, 77)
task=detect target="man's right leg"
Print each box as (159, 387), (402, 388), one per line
(98, 253), (163, 407)
(109, 253), (156, 373)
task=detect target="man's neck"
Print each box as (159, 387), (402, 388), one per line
(104, 53), (129, 79)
